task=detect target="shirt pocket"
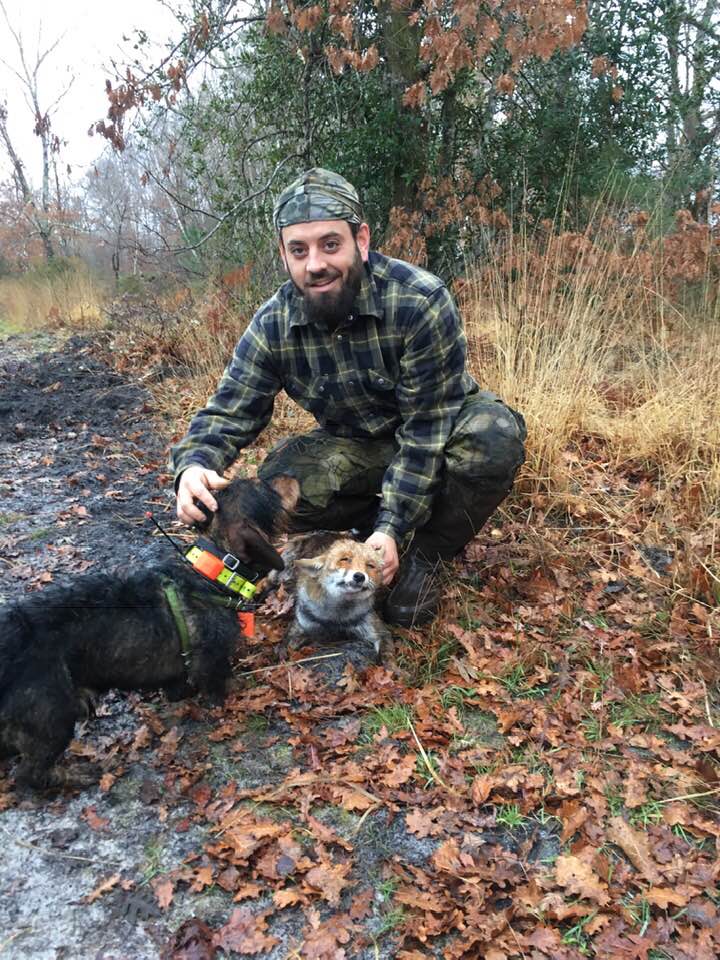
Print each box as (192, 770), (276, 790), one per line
(362, 368), (397, 410)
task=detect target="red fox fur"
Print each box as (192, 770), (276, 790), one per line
(277, 532), (390, 666)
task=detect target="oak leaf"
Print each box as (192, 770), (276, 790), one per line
(383, 752), (418, 787)
(84, 873), (121, 904)
(304, 861), (352, 905)
(152, 876), (174, 910)
(395, 885), (446, 912)
(405, 808), (444, 837)
(644, 886), (690, 909)
(554, 854), (610, 905)
(607, 816), (661, 884)
(212, 907), (278, 955)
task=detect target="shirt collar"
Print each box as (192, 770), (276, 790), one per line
(287, 258), (382, 329)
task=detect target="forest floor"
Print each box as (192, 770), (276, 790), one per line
(1, 331), (719, 960)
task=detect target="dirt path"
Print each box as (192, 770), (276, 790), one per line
(0, 334), (462, 959)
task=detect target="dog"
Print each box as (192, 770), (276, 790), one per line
(0, 474), (299, 788)
(275, 532), (391, 679)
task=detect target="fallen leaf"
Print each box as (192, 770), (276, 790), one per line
(212, 906), (278, 954)
(645, 886), (691, 909)
(554, 854), (610, 905)
(82, 806), (110, 832)
(84, 873), (120, 904)
(303, 861), (352, 905)
(607, 816), (661, 883)
(152, 877), (174, 910)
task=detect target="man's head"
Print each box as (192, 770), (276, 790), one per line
(273, 168), (370, 326)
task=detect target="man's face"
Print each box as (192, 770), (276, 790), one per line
(279, 219), (370, 325)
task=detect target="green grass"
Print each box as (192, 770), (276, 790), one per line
(497, 663), (551, 699)
(496, 803), (527, 829)
(139, 839), (166, 884)
(561, 912), (597, 954)
(0, 511), (28, 526)
(629, 800), (664, 828)
(362, 704), (414, 740)
(244, 713), (270, 734)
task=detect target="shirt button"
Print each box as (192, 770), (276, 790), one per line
(319, 386), (325, 392)
(337, 334), (342, 340)
(378, 378), (385, 384)
(348, 381), (354, 386)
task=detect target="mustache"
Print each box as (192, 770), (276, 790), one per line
(306, 269), (341, 287)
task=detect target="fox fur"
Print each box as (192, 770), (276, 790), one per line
(277, 532), (391, 674)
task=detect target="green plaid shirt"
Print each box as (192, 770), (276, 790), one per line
(171, 251), (478, 540)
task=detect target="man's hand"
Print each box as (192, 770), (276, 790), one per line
(176, 466), (231, 525)
(365, 531), (399, 585)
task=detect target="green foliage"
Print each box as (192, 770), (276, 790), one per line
(129, 0), (720, 278)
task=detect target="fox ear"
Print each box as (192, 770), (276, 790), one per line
(371, 543), (384, 554)
(295, 556), (324, 574)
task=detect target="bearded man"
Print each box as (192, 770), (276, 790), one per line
(171, 168), (526, 627)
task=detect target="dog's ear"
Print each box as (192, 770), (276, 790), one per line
(295, 556), (325, 575)
(267, 475), (300, 513)
(227, 524), (286, 572)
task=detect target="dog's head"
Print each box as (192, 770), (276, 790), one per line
(296, 538), (384, 598)
(199, 474), (300, 574)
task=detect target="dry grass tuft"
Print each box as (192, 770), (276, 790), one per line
(461, 220), (720, 518)
(0, 259), (105, 332)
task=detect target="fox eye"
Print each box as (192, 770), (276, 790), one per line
(339, 556), (352, 563)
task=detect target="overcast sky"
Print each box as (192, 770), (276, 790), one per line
(0, 0), (178, 185)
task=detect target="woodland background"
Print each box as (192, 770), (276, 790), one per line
(1, 1), (720, 958)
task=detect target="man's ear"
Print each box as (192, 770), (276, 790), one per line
(357, 222), (370, 262)
(278, 232), (288, 272)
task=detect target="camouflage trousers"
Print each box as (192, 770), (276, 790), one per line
(258, 391), (527, 560)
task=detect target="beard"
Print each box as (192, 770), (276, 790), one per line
(297, 246), (365, 329)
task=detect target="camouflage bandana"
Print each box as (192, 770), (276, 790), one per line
(273, 168), (363, 230)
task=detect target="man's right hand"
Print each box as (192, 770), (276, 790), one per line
(176, 466), (231, 525)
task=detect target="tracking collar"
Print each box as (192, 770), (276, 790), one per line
(184, 536), (260, 601)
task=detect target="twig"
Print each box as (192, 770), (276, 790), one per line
(702, 679), (715, 727)
(237, 652), (343, 678)
(656, 787), (720, 804)
(0, 928), (32, 954)
(408, 720), (459, 795)
(0, 825), (124, 865)
(352, 803), (380, 835)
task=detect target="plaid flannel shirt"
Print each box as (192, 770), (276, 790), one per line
(170, 251), (478, 541)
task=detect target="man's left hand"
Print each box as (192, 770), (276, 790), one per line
(365, 531), (399, 585)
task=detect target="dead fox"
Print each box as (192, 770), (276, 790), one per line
(277, 532), (391, 671)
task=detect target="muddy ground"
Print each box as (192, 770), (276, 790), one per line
(1, 334), (539, 959)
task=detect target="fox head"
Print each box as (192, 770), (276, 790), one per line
(295, 539), (384, 598)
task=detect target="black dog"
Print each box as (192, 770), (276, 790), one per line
(0, 474), (299, 788)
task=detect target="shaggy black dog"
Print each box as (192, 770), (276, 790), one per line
(0, 474), (299, 788)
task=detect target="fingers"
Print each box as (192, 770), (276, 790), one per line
(176, 467), (228, 525)
(365, 531), (399, 585)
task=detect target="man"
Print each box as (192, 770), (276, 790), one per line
(172, 168), (526, 627)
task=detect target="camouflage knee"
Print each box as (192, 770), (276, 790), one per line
(258, 430), (393, 528)
(445, 392), (526, 485)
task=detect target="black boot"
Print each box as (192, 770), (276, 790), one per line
(384, 475), (513, 627)
(384, 550), (443, 628)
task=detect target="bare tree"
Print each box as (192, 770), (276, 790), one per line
(0, 0), (74, 259)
